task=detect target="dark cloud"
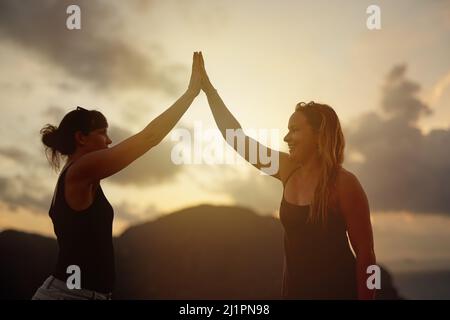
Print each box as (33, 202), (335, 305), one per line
(381, 65), (432, 123)
(107, 124), (183, 187)
(0, 145), (48, 169)
(0, 147), (29, 163)
(0, 0), (179, 94)
(0, 175), (51, 213)
(345, 65), (450, 215)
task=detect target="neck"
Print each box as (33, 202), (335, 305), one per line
(66, 150), (87, 166)
(298, 152), (321, 176)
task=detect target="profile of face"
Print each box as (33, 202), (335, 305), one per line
(283, 112), (319, 162)
(75, 127), (112, 153)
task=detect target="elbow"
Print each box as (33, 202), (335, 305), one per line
(140, 129), (161, 149)
(150, 135), (163, 148)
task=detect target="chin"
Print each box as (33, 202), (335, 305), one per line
(288, 150), (302, 162)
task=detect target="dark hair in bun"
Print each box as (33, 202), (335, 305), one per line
(40, 107), (108, 170)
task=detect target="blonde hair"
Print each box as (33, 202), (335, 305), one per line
(295, 102), (345, 223)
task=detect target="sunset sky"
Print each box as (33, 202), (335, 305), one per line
(0, 0), (449, 275)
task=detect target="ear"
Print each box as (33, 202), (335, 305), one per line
(74, 131), (87, 147)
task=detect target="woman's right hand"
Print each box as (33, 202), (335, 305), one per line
(186, 52), (202, 97)
(199, 52), (216, 94)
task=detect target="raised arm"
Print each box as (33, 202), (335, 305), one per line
(199, 52), (291, 180)
(71, 52), (202, 183)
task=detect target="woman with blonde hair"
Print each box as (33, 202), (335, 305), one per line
(198, 52), (376, 299)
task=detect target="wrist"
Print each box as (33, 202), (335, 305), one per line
(184, 89), (198, 99)
(204, 86), (217, 96)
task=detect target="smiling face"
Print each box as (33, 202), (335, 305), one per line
(283, 112), (319, 162)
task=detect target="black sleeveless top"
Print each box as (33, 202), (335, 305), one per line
(279, 167), (357, 299)
(50, 163), (115, 293)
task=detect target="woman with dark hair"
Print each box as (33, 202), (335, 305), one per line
(32, 52), (203, 300)
(198, 52), (376, 299)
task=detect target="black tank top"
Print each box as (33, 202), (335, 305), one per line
(50, 163), (115, 293)
(279, 167), (357, 299)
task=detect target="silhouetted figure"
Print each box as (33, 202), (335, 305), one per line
(198, 52), (376, 300)
(32, 52), (203, 300)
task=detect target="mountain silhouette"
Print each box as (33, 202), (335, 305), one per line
(0, 204), (401, 299)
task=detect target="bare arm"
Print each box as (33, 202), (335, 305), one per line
(199, 52), (292, 180)
(338, 169), (377, 300)
(71, 52), (202, 183)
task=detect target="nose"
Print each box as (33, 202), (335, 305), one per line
(283, 132), (290, 143)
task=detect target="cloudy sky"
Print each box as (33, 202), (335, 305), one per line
(0, 0), (449, 273)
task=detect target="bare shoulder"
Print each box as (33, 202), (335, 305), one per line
(65, 158), (98, 190)
(336, 167), (362, 192)
(335, 167), (369, 215)
(65, 159), (85, 185)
